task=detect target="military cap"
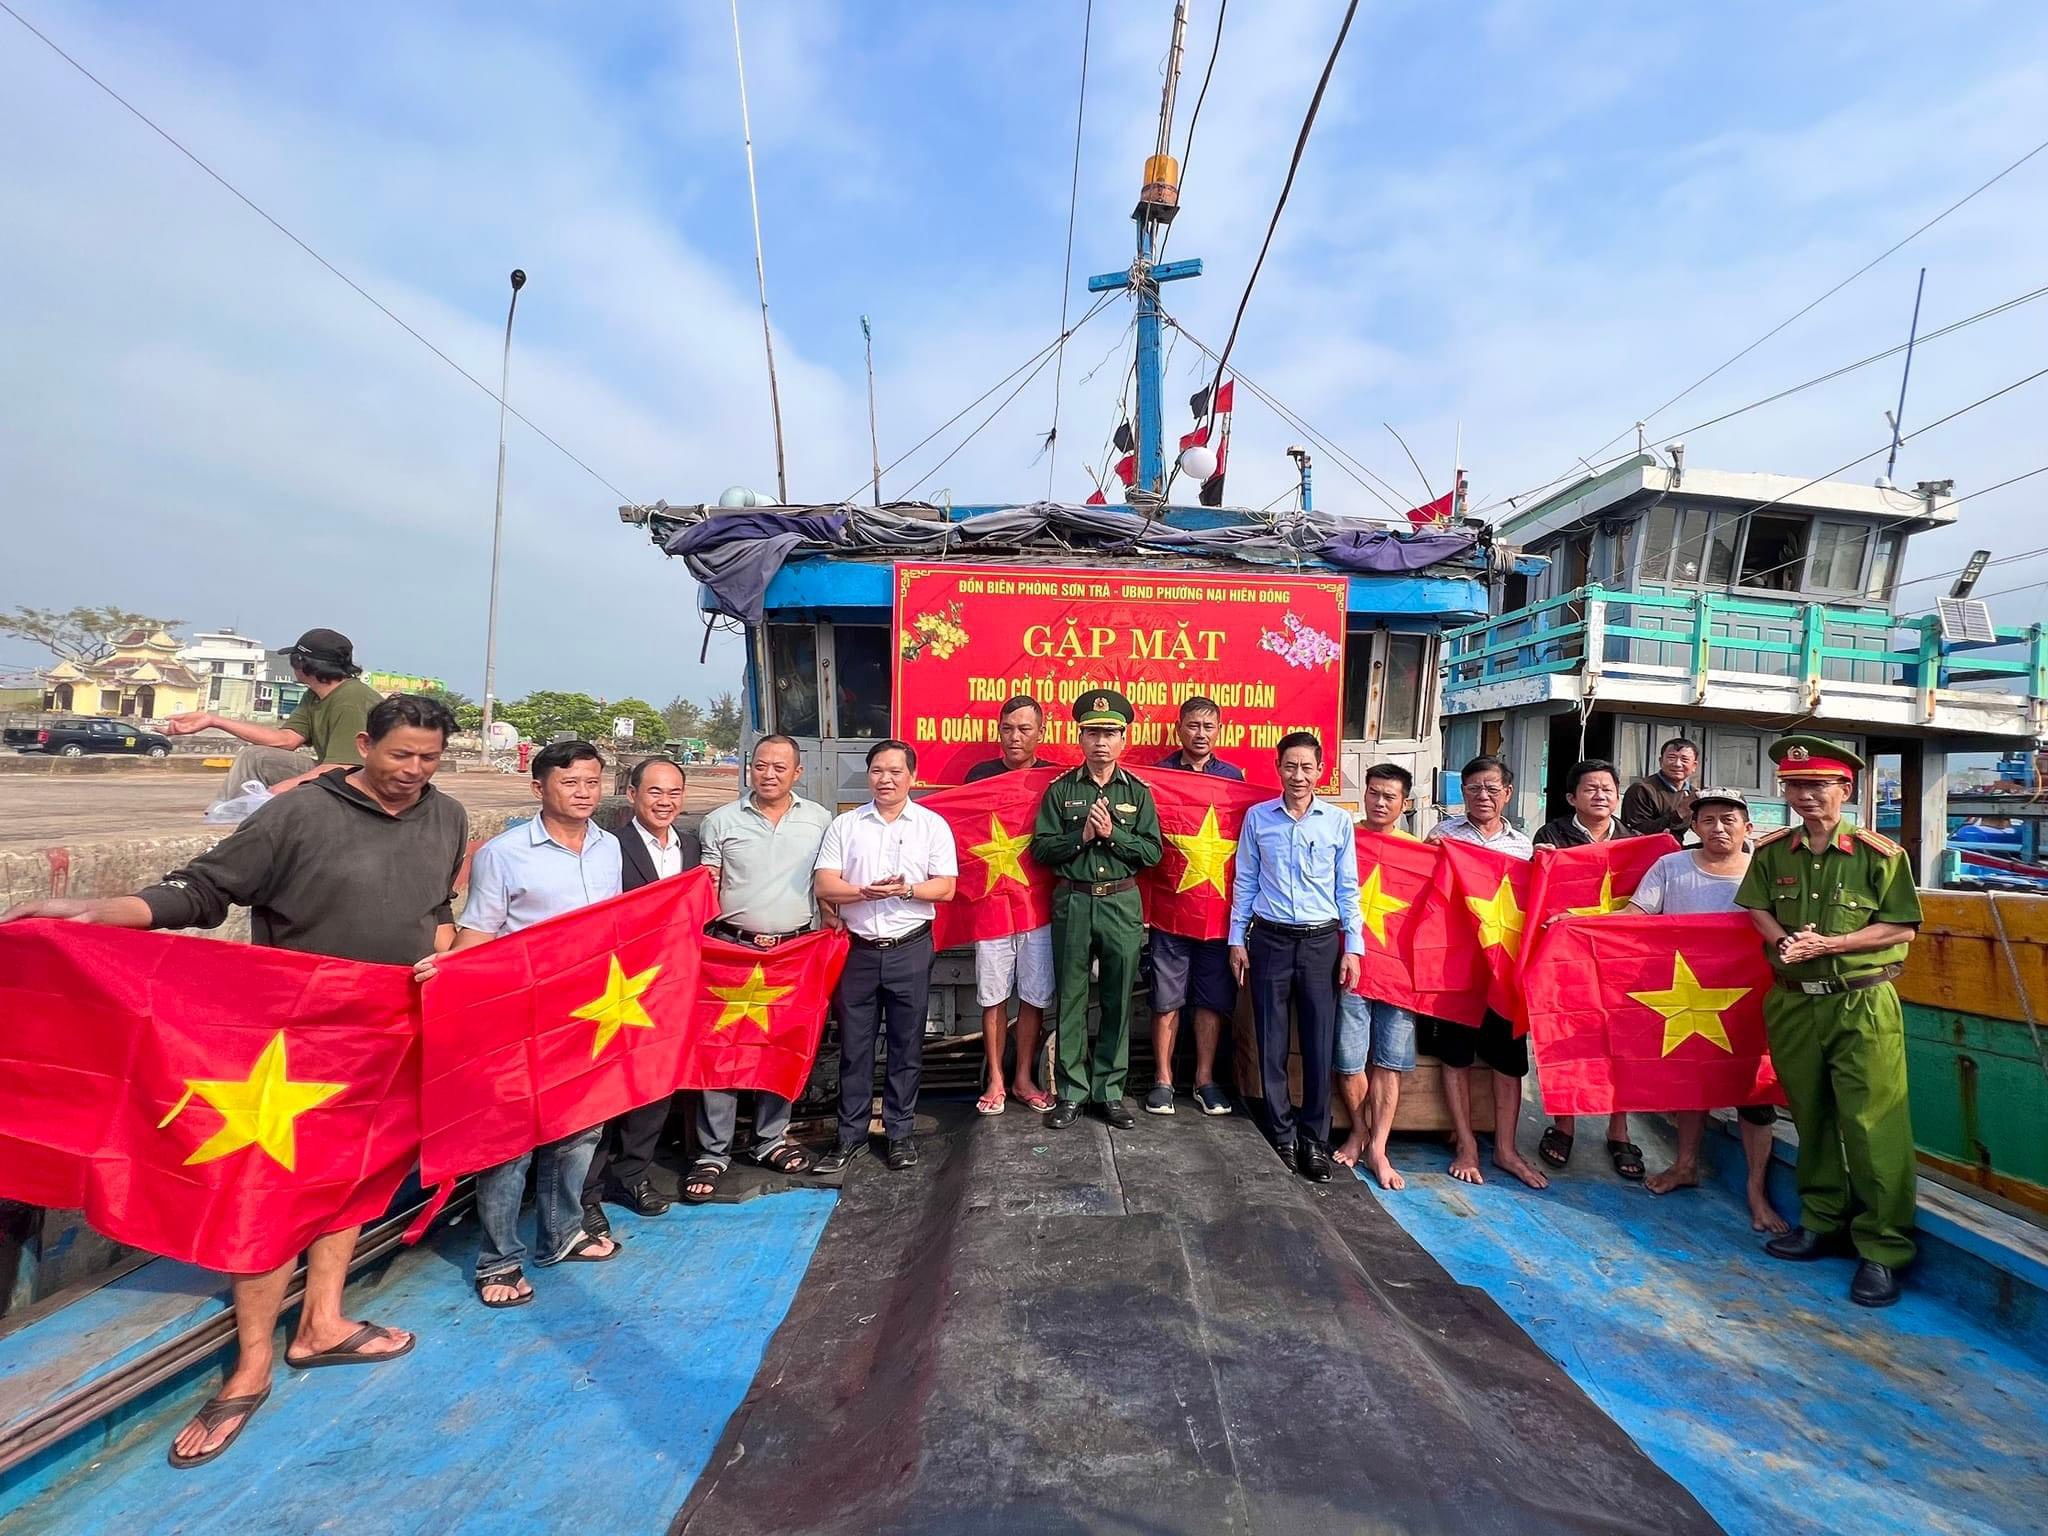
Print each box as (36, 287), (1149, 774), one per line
(1074, 689), (1135, 729)
(1768, 734), (1863, 782)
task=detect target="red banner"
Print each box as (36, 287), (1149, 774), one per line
(893, 562), (1347, 789)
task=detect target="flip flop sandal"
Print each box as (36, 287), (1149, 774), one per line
(1607, 1140), (1647, 1182)
(751, 1141), (814, 1175)
(475, 1270), (534, 1309)
(976, 1092), (1007, 1116)
(168, 1388), (271, 1469)
(1538, 1126), (1575, 1168)
(1014, 1090), (1055, 1113)
(286, 1321), (416, 1370)
(681, 1157), (726, 1205)
(558, 1232), (621, 1263)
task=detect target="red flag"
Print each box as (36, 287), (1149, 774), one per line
(1406, 842), (1491, 1026)
(0, 921), (418, 1274)
(1524, 834), (1680, 964)
(1134, 767), (1270, 941)
(419, 869), (716, 1184)
(681, 929), (851, 1101)
(1438, 838), (1536, 1026)
(921, 768), (1060, 947)
(1351, 829), (1438, 1013)
(1524, 914), (1787, 1115)
(1404, 490), (1454, 528)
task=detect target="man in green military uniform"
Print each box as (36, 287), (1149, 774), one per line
(1735, 735), (1922, 1308)
(1030, 690), (1163, 1129)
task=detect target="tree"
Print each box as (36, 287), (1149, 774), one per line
(705, 691), (743, 751)
(421, 686), (483, 733)
(611, 696), (668, 745)
(0, 605), (185, 664)
(661, 694), (704, 739)
(498, 690), (610, 743)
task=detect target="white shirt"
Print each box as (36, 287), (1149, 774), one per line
(814, 799), (959, 939)
(634, 819), (686, 882)
(1431, 814), (1534, 861)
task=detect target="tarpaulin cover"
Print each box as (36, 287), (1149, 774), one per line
(1320, 526), (1479, 572)
(670, 1107), (1719, 1536)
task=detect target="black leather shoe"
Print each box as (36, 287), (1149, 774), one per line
(1764, 1226), (1854, 1262)
(885, 1137), (919, 1171)
(813, 1141), (866, 1175)
(1103, 1099), (1136, 1130)
(1296, 1140), (1334, 1183)
(581, 1201), (611, 1239)
(1047, 1100), (1080, 1129)
(619, 1177), (671, 1217)
(1850, 1260), (1901, 1308)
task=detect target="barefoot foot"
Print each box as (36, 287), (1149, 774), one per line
(1749, 1195), (1791, 1235)
(1332, 1139), (1365, 1168)
(1644, 1164), (1700, 1197)
(1493, 1151), (1550, 1190)
(1366, 1152), (1406, 1191)
(1449, 1135), (1484, 1185)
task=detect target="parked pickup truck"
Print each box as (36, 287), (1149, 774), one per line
(3, 717), (174, 758)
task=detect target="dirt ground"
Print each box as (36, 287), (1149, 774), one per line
(0, 765), (741, 851)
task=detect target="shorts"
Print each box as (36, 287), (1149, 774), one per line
(1149, 931), (1238, 1016)
(1421, 1010), (1529, 1079)
(975, 927), (1055, 1009)
(1336, 992), (1417, 1075)
(1737, 1104), (1778, 1127)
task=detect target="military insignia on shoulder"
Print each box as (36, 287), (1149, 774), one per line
(1753, 826), (1796, 847)
(1853, 827), (1903, 857)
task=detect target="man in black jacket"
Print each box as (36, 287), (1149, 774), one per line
(0, 694), (465, 1468)
(581, 757), (701, 1232)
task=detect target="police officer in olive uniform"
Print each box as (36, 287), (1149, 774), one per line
(1030, 690), (1163, 1129)
(1734, 735), (1922, 1308)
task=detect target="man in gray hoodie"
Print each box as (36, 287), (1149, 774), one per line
(0, 693), (468, 1468)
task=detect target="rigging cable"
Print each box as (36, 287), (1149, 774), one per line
(1043, 0), (1094, 499)
(1153, 0), (1225, 271)
(0, 0), (645, 509)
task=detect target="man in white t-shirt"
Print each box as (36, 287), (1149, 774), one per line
(812, 740), (959, 1174)
(1627, 788), (1790, 1235)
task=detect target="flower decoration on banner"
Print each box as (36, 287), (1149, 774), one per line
(1257, 611), (1341, 671)
(900, 601), (971, 662)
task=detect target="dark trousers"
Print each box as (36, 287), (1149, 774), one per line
(582, 1097), (670, 1203)
(1248, 923), (1341, 1150)
(834, 933), (934, 1146)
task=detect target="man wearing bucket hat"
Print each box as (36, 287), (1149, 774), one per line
(1030, 689), (1163, 1130)
(1734, 735), (1922, 1308)
(166, 628), (386, 805)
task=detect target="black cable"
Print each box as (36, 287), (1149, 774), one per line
(1044, 0), (1094, 498)
(1200, 0), (1359, 434)
(901, 344), (1072, 500)
(0, 0), (645, 509)
(1154, 0), (1225, 271)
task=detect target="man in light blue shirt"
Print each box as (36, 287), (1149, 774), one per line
(446, 740), (624, 1308)
(1226, 731), (1363, 1183)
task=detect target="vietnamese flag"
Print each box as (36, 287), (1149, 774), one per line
(1403, 842), (1491, 1026)
(922, 768), (1060, 948)
(1350, 830), (1437, 1013)
(0, 921), (418, 1274)
(1523, 913), (1786, 1115)
(680, 929), (851, 1101)
(1134, 767), (1270, 941)
(419, 868), (715, 1183)
(1525, 834), (1679, 961)
(1438, 838), (1537, 1026)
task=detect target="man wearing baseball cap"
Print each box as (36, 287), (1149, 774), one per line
(1734, 735), (1922, 1307)
(166, 628), (387, 805)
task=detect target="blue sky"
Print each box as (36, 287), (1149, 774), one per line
(3, 0), (2045, 706)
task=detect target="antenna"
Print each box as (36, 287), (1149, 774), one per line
(731, 0), (790, 503)
(1881, 267), (1927, 488)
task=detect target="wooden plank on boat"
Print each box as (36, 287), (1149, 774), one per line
(1899, 890), (2048, 1027)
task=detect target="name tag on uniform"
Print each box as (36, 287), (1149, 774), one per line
(1115, 803), (1137, 814)
(1775, 876), (1800, 886)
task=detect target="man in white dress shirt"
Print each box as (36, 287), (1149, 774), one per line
(813, 739), (958, 1174)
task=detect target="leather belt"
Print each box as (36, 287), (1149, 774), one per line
(1775, 963), (1902, 997)
(847, 922), (933, 950)
(710, 919), (813, 950)
(1252, 917), (1341, 939)
(1061, 877), (1137, 898)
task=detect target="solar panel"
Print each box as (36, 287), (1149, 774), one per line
(1936, 596), (1997, 645)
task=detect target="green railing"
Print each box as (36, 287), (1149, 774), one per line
(1444, 584), (2048, 713)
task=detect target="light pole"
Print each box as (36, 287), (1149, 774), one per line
(479, 268), (525, 761)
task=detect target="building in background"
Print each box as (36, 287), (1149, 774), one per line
(41, 629), (204, 720)
(178, 629), (270, 718)
(363, 670), (444, 695)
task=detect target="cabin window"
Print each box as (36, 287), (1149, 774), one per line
(832, 625), (892, 739)
(1738, 515), (1807, 592)
(1808, 521), (1872, 594)
(1342, 632), (1373, 738)
(765, 624), (820, 737)
(1670, 509), (1712, 583)
(1640, 507), (1676, 581)
(1865, 532), (1901, 602)
(1381, 633), (1430, 740)
(1705, 516), (1739, 586)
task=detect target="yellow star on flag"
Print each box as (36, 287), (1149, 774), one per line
(1466, 876), (1526, 956)
(969, 813), (1034, 895)
(1567, 872), (1629, 916)
(1629, 953), (1751, 1056)
(1357, 864), (1411, 947)
(572, 954), (664, 1057)
(709, 964), (793, 1033)
(171, 1031), (346, 1172)
(1168, 805), (1238, 895)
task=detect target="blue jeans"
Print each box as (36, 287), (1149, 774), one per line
(474, 1128), (601, 1280)
(1336, 992), (1418, 1075)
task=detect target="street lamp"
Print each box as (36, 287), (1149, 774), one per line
(479, 268), (525, 760)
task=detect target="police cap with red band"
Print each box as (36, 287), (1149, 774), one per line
(1768, 734), (1863, 782)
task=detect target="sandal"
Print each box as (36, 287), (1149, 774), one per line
(1607, 1139), (1646, 1182)
(976, 1090), (1006, 1116)
(681, 1157), (725, 1205)
(286, 1320), (416, 1370)
(1538, 1126), (1574, 1169)
(475, 1270), (534, 1309)
(559, 1232), (620, 1263)
(1014, 1089), (1055, 1113)
(752, 1141), (814, 1175)
(167, 1387), (271, 1469)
